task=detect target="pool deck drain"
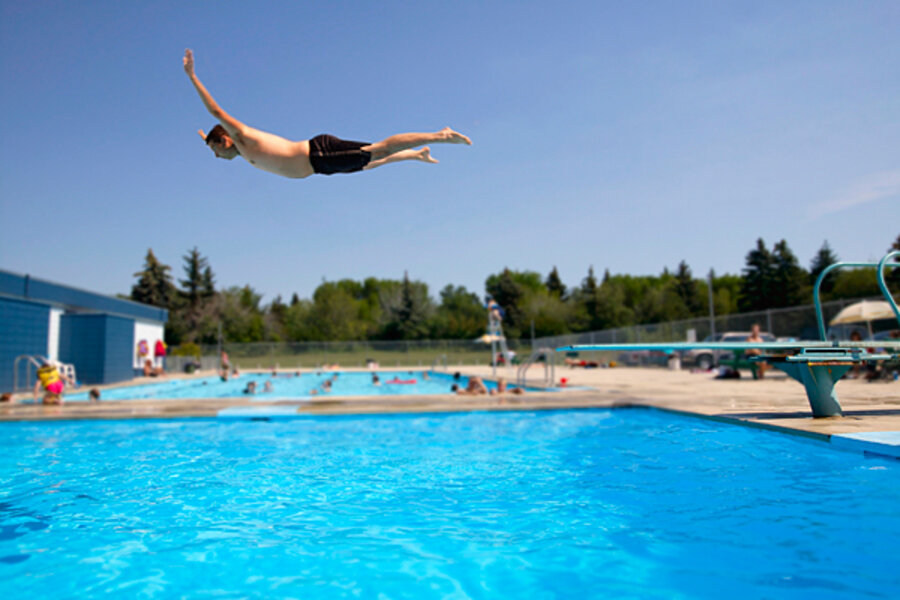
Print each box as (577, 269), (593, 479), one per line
(3, 367), (898, 456)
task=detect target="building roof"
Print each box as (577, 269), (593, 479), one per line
(0, 269), (167, 323)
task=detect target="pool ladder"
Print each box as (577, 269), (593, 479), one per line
(516, 347), (556, 388)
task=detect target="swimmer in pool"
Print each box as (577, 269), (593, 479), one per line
(184, 49), (471, 178)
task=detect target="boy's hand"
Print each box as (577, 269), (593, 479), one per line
(183, 49), (195, 76)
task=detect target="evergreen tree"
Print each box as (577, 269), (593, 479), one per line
(738, 239), (774, 311)
(290, 292), (300, 306)
(809, 240), (838, 295)
(582, 266), (598, 295)
(771, 240), (809, 308)
(545, 266), (566, 299)
(381, 272), (433, 339)
(578, 266), (601, 329)
(201, 266), (215, 298)
(179, 247), (209, 311)
(673, 260), (703, 315)
(131, 249), (178, 309)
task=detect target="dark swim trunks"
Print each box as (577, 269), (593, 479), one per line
(308, 134), (372, 175)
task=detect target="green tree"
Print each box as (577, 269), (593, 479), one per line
(831, 269), (881, 300)
(179, 247), (209, 311)
(545, 266), (566, 299)
(219, 286), (266, 342)
(380, 272), (434, 340)
(433, 285), (484, 339)
(266, 295), (289, 341)
(770, 240), (809, 308)
(739, 238), (775, 311)
(809, 240), (839, 295)
(201, 266), (215, 299)
(303, 283), (369, 341)
(673, 260), (703, 315)
(131, 249), (178, 309)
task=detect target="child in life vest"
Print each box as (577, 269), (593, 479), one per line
(34, 361), (75, 405)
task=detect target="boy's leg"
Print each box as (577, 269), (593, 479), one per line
(364, 147), (438, 170)
(362, 127), (471, 159)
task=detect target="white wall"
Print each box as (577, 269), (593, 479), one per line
(133, 320), (165, 368)
(47, 307), (63, 361)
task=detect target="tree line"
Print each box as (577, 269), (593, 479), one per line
(130, 235), (900, 346)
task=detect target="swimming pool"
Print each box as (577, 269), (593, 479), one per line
(1, 408), (898, 598)
(65, 371), (504, 402)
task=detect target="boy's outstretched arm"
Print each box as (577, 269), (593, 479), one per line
(183, 49), (247, 142)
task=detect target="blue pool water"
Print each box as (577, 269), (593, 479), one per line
(1, 409), (899, 598)
(65, 371), (495, 402)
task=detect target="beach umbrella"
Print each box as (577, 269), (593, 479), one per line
(474, 333), (504, 343)
(829, 300), (895, 337)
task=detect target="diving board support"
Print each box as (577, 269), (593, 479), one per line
(771, 362), (848, 417)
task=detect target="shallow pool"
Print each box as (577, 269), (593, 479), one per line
(65, 371), (495, 402)
(1, 409), (898, 598)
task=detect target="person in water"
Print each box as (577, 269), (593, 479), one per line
(184, 49), (471, 178)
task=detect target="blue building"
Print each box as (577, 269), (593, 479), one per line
(0, 269), (168, 392)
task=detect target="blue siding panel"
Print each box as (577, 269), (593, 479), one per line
(102, 316), (135, 384)
(0, 297), (49, 392)
(59, 314), (135, 385)
(60, 314), (106, 384)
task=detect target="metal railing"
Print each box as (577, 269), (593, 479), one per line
(162, 296), (898, 374)
(167, 339), (535, 372)
(533, 295), (897, 355)
(516, 348), (556, 387)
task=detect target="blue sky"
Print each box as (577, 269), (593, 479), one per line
(1, 1), (898, 303)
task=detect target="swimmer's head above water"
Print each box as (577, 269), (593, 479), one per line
(198, 125), (239, 160)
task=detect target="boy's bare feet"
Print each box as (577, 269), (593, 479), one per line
(441, 127), (472, 145)
(418, 147), (439, 163)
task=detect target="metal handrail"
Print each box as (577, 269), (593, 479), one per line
(13, 355), (43, 392)
(877, 250), (900, 325)
(813, 251), (900, 340)
(516, 347), (556, 387)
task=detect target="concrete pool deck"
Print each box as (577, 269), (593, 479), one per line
(2, 367), (898, 454)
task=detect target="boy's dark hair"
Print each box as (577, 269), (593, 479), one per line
(451, 384), (459, 392)
(205, 124), (229, 145)
(0, 393), (11, 403)
(89, 388), (101, 401)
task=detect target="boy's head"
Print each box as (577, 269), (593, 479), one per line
(89, 388), (101, 401)
(202, 125), (239, 159)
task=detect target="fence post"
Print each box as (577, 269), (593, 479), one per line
(766, 309), (773, 334)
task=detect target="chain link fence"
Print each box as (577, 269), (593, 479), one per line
(533, 296), (895, 366)
(167, 339), (535, 373)
(166, 296), (897, 372)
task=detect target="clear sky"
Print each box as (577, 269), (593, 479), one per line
(1, 1), (898, 304)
